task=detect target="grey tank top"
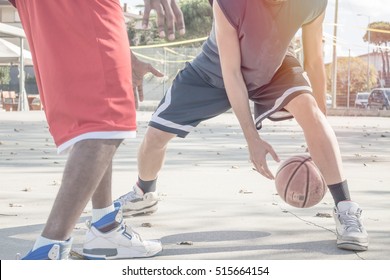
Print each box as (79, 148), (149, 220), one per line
(190, 0), (328, 91)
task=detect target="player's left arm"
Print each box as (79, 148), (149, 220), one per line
(214, 0), (279, 180)
(131, 51), (164, 108)
(302, 11), (327, 114)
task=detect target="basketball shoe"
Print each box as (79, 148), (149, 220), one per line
(82, 202), (162, 259)
(19, 238), (73, 260)
(333, 201), (368, 251)
(114, 184), (158, 216)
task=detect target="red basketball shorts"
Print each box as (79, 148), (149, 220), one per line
(16, 0), (136, 153)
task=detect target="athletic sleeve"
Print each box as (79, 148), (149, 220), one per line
(303, 0), (328, 25)
(9, 0), (16, 7)
(216, 0), (247, 30)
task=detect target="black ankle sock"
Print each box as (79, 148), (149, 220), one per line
(137, 176), (157, 193)
(328, 180), (351, 205)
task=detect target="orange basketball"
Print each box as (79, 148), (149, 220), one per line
(275, 155), (327, 208)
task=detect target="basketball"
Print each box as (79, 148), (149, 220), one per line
(275, 155), (327, 208)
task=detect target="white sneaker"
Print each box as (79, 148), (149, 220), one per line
(82, 203), (162, 259)
(19, 238), (73, 260)
(333, 201), (369, 251)
(115, 184), (158, 216)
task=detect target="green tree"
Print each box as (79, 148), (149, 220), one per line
(180, 0), (213, 45)
(0, 66), (10, 87)
(363, 21), (390, 85)
(326, 57), (377, 105)
(127, 18), (163, 46)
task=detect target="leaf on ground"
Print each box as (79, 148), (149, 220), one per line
(239, 189), (253, 194)
(9, 203), (23, 207)
(177, 241), (193, 246)
(315, 212), (332, 218)
(141, 223), (152, 228)
(69, 250), (87, 260)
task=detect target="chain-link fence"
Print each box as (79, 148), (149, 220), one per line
(132, 46), (203, 101)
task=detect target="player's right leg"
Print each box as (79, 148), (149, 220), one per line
(115, 127), (175, 216)
(285, 94), (368, 251)
(20, 139), (121, 259)
(253, 55), (368, 251)
(115, 64), (231, 215)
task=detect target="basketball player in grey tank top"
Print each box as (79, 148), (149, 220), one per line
(116, 0), (369, 252)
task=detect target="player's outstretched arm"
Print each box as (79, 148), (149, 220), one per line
(131, 51), (164, 108)
(142, 0), (185, 40)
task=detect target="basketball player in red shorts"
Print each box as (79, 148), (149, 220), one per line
(12, 0), (185, 260)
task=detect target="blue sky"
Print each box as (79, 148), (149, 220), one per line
(122, 0), (389, 63)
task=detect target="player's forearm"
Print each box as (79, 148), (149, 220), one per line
(224, 74), (260, 145)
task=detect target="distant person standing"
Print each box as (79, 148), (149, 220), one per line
(11, 0), (185, 260)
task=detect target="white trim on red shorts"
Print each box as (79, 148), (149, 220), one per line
(58, 131), (136, 154)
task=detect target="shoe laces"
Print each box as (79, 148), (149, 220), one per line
(338, 208), (363, 232)
(116, 190), (139, 205)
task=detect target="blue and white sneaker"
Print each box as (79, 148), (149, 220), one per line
(82, 202), (162, 259)
(19, 238), (73, 260)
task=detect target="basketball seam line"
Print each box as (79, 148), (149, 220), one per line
(282, 157), (312, 207)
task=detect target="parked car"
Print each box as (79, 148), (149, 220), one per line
(354, 92), (370, 108)
(367, 88), (390, 110)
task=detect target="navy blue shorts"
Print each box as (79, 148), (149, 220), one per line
(149, 55), (312, 137)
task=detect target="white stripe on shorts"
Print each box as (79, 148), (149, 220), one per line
(151, 87), (195, 133)
(254, 85), (312, 125)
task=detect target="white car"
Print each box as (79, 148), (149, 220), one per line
(355, 92), (370, 108)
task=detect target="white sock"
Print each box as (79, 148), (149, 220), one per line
(92, 204), (115, 223)
(32, 236), (65, 251)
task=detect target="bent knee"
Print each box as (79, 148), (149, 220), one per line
(143, 126), (175, 149)
(285, 94), (326, 126)
(286, 94), (323, 116)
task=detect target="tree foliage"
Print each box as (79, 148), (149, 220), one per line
(180, 0), (213, 41)
(364, 21), (390, 45)
(127, 17), (163, 46)
(0, 66), (10, 85)
(363, 21), (390, 85)
(326, 57), (377, 94)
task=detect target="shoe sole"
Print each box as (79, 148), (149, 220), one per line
(82, 246), (163, 260)
(122, 203), (158, 217)
(337, 240), (368, 251)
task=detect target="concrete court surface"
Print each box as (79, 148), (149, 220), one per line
(0, 109), (389, 260)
